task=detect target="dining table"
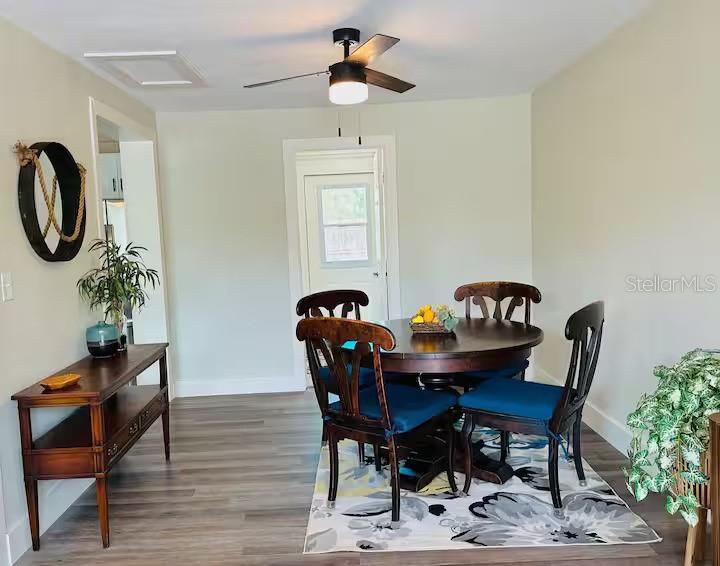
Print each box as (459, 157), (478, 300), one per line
(363, 316), (544, 491)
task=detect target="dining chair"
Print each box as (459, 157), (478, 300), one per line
(296, 317), (459, 523)
(454, 281), (542, 383)
(457, 301), (604, 510)
(297, 290), (373, 465)
(297, 290), (374, 387)
(454, 281), (542, 459)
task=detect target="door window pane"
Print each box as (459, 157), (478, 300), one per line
(321, 187), (367, 225)
(323, 225), (368, 262)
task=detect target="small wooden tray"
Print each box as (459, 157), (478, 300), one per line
(40, 373), (82, 391)
(410, 322), (451, 334)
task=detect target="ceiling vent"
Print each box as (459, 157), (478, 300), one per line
(83, 50), (204, 88)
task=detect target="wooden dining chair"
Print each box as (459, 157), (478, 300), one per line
(454, 282), (542, 459)
(297, 290), (373, 464)
(296, 289), (369, 320)
(454, 281), (542, 382)
(297, 317), (459, 523)
(458, 301), (604, 509)
(297, 290), (373, 391)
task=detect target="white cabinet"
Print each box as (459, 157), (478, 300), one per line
(99, 153), (124, 201)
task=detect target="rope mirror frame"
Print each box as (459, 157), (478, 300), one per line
(17, 141), (87, 262)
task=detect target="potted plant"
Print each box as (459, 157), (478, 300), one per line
(625, 349), (720, 526)
(77, 239), (159, 356)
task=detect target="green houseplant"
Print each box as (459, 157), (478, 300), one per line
(625, 349), (720, 526)
(77, 239), (160, 339)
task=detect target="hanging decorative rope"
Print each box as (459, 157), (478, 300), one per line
(13, 142), (86, 243)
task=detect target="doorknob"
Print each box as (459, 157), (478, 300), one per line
(373, 272), (380, 277)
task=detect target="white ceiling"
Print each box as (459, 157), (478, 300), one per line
(1, 0), (651, 111)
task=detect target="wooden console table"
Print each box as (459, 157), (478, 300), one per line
(11, 343), (170, 550)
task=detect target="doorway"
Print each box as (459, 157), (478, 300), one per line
(89, 99), (171, 392)
(283, 136), (401, 389)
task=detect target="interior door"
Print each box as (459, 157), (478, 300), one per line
(304, 172), (388, 322)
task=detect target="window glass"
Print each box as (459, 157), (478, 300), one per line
(320, 186), (370, 263)
(323, 225), (368, 262)
(321, 186), (367, 225)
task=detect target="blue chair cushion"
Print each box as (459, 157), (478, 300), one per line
(318, 365), (375, 390)
(329, 384), (457, 434)
(461, 359), (529, 381)
(458, 378), (564, 422)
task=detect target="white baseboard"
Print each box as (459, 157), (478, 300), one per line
(174, 376), (305, 398)
(8, 478), (93, 564)
(533, 367), (632, 454)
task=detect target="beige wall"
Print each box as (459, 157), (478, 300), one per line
(0, 18), (155, 563)
(532, 0), (720, 451)
(157, 95), (532, 396)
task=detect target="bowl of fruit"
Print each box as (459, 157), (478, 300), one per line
(410, 304), (459, 334)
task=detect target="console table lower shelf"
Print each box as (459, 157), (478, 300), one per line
(11, 343), (170, 550)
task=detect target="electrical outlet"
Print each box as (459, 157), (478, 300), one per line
(1, 272), (14, 302)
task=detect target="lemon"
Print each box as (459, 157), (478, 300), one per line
(411, 315), (424, 324)
(423, 310), (435, 323)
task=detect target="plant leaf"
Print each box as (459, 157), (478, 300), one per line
(680, 508), (699, 527)
(666, 495), (681, 514)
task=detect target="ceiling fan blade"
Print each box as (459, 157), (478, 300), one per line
(345, 34), (399, 66)
(364, 68), (415, 93)
(244, 70), (328, 88)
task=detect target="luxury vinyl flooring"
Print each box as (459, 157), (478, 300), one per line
(18, 391), (705, 565)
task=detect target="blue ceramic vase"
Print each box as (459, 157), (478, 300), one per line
(86, 321), (120, 358)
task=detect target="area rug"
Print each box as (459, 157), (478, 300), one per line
(304, 430), (661, 553)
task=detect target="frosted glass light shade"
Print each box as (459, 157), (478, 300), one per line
(329, 81), (368, 105)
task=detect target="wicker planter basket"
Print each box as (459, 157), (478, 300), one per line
(676, 451), (710, 566)
(409, 322), (451, 334)
(676, 452), (711, 508)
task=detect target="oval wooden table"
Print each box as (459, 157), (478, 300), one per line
(367, 317), (544, 491)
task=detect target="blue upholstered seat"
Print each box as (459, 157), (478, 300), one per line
(330, 384), (457, 434)
(458, 378), (564, 422)
(318, 365), (375, 390)
(461, 359), (529, 382)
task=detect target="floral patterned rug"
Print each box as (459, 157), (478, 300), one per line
(304, 430), (661, 553)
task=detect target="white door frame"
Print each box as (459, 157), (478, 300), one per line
(283, 136), (401, 389)
(87, 98), (174, 398)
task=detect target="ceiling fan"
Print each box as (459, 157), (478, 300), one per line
(243, 28), (415, 105)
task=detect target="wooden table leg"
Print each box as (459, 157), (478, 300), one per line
(160, 353), (171, 461)
(162, 407), (170, 461)
(24, 478), (40, 551)
(18, 406), (40, 551)
(89, 403), (110, 548)
(95, 476), (110, 548)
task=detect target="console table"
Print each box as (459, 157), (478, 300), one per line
(11, 343), (170, 550)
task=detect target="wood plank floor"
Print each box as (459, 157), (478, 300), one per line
(17, 391), (704, 565)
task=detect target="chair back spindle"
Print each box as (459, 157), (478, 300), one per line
(454, 281), (542, 324)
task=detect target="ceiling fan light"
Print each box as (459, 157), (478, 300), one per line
(328, 63), (368, 105)
(329, 81), (368, 105)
